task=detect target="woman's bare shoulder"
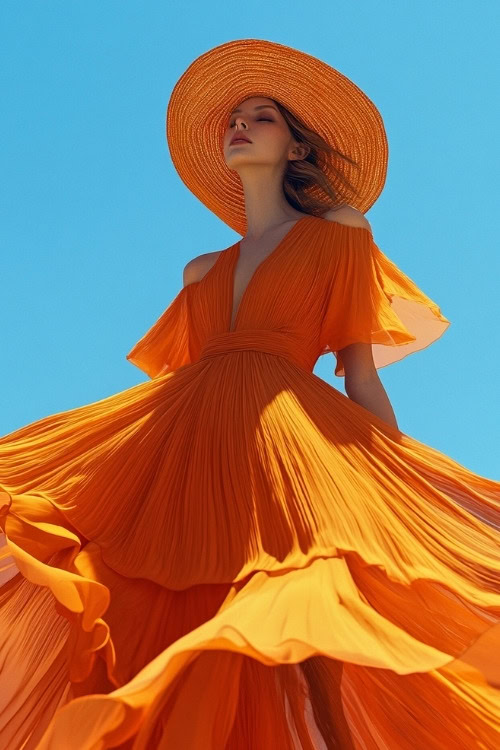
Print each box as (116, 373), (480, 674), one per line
(321, 204), (372, 231)
(183, 250), (223, 287)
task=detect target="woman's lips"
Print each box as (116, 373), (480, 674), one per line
(230, 139), (251, 145)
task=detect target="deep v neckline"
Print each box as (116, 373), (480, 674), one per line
(227, 215), (312, 332)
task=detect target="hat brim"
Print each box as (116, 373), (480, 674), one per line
(166, 38), (388, 236)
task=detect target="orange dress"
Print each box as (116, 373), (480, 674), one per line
(1, 214), (499, 749)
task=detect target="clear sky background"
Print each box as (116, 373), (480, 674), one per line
(1, 1), (498, 478)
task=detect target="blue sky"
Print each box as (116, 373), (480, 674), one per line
(1, 1), (498, 478)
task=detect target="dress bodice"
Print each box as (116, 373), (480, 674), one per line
(126, 215), (450, 379)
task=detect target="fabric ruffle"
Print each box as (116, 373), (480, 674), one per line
(126, 282), (198, 379)
(318, 222), (451, 376)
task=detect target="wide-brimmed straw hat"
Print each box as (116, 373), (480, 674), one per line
(166, 38), (388, 237)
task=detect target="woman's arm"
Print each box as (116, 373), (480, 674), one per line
(341, 343), (399, 430)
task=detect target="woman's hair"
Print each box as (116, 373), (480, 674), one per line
(272, 98), (361, 216)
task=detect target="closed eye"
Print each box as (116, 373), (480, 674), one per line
(229, 118), (273, 127)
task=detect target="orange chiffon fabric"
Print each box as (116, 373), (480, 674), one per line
(1, 215), (499, 749)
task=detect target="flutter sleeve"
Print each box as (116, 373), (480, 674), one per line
(126, 284), (195, 379)
(319, 222), (451, 377)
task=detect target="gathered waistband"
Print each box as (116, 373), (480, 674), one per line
(198, 329), (312, 372)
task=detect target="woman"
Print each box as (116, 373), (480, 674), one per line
(1, 38), (499, 749)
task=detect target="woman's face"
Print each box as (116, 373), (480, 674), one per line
(222, 96), (304, 172)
